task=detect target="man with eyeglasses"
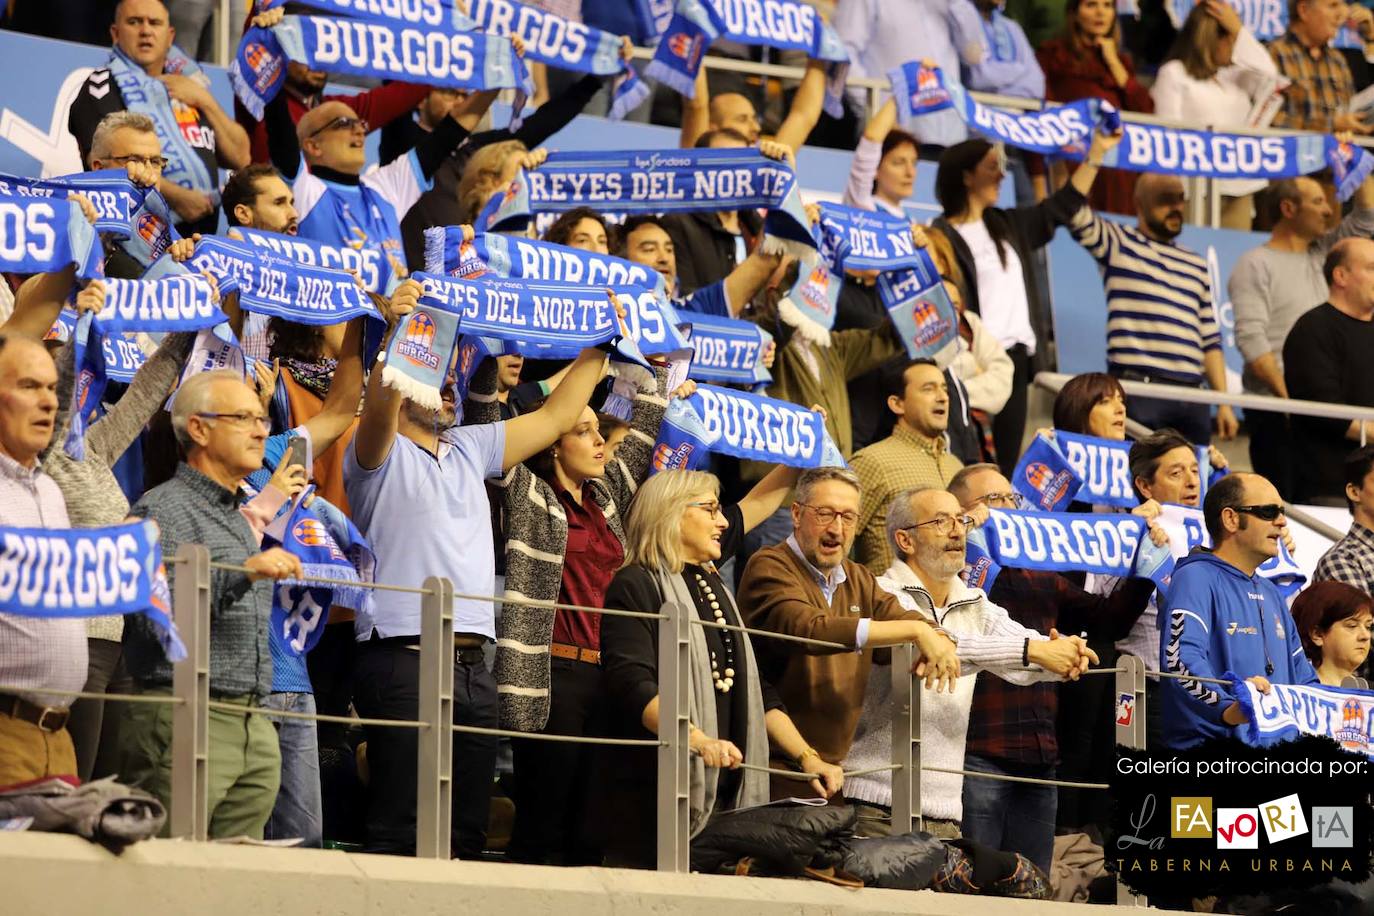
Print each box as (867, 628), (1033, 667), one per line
(68, 0), (250, 236)
(949, 464), (1153, 870)
(738, 467), (961, 805)
(1161, 472), (1318, 750)
(121, 369), (303, 838)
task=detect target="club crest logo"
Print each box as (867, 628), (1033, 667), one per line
(1335, 697), (1369, 754)
(909, 295), (953, 348)
(395, 311), (440, 371)
(292, 517), (344, 561)
(1024, 461), (1073, 509)
(653, 441), (694, 471)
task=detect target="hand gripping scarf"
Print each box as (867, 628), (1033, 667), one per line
(378, 283), (463, 409)
(648, 0), (848, 117)
(46, 308), (150, 384)
(651, 384), (844, 471)
(0, 520), (185, 662)
(473, 148), (818, 258)
(107, 44), (216, 195)
(1231, 679), (1374, 758)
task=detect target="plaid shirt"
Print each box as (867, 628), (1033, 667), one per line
(967, 568), (1155, 764)
(851, 423), (964, 573)
(1269, 31), (1356, 131)
(1315, 522), (1374, 597)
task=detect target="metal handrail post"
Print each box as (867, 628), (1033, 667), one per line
(170, 543), (210, 841)
(889, 643), (921, 834)
(416, 577), (455, 859)
(1115, 654), (1148, 907)
(656, 599), (691, 873)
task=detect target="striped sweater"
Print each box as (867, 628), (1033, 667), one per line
(464, 361), (668, 731)
(1069, 206), (1220, 383)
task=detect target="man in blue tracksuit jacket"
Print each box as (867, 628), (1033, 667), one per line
(1161, 472), (1319, 749)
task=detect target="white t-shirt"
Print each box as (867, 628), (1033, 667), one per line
(953, 219), (1036, 354)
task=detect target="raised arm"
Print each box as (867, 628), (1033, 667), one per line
(680, 64), (711, 149)
(299, 316), (365, 455)
(351, 281), (422, 470)
(501, 346), (607, 471)
(0, 266), (77, 338)
(774, 59), (828, 155)
(736, 462), (803, 531)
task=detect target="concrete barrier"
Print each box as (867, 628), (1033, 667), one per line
(0, 833), (1139, 915)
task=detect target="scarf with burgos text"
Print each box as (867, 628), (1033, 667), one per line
(232, 13), (530, 121)
(1012, 431), (1228, 511)
(379, 286), (463, 410)
(0, 195), (102, 279)
(0, 520), (185, 662)
(648, 0), (847, 117)
(890, 62), (1374, 202)
(1152, 503), (1306, 601)
(651, 384), (843, 471)
(474, 148), (818, 259)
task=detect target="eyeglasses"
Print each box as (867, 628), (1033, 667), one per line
(687, 500), (722, 516)
(308, 116), (368, 139)
(969, 491), (1022, 510)
(905, 514), (977, 535)
(195, 411), (270, 429)
(1232, 504), (1286, 522)
(108, 154), (169, 169)
(798, 503), (859, 528)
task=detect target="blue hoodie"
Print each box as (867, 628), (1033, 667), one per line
(1160, 550), (1318, 749)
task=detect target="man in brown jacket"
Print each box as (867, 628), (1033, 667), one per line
(737, 467), (960, 768)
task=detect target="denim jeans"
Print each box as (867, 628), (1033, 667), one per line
(262, 692), (324, 848)
(960, 754), (1057, 873)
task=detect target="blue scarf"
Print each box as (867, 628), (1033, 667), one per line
(1011, 432), (1085, 511)
(474, 148), (818, 258)
(232, 14), (531, 121)
(117, 186), (180, 269)
(170, 236), (379, 325)
(0, 170), (139, 238)
(1231, 679), (1374, 757)
(415, 271), (648, 365)
(648, 0), (848, 117)
(1013, 431), (1137, 509)
(424, 227), (693, 358)
(262, 485), (376, 656)
(816, 202), (925, 273)
(229, 226), (398, 295)
(684, 311), (772, 387)
(0, 520), (185, 662)
(107, 45), (215, 195)
(1152, 503), (1306, 600)
(878, 263), (959, 363)
(893, 62), (1374, 201)
(48, 309), (149, 383)
(964, 508), (1174, 593)
(778, 260), (841, 343)
(0, 196), (102, 279)
(651, 384), (844, 471)
(380, 287), (463, 409)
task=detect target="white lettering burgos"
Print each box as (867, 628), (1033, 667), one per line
(0, 531), (142, 609)
(0, 201), (57, 262)
(696, 388), (817, 457)
(311, 18), (476, 83)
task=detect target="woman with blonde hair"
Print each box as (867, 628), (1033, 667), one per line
(599, 466), (844, 868)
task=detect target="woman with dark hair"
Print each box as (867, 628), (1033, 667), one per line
(843, 98), (919, 216)
(542, 206), (611, 254)
(1292, 581), (1373, 685)
(1035, 0), (1153, 215)
(1151, 0), (1280, 229)
(1051, 371), (1129, 438)
(933, 127), (1120, 474)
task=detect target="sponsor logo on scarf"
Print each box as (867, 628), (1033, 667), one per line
(1232, 679), (1374, 758)
(1012, 432), (1085, 511)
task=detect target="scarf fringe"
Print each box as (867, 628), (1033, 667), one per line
(423, 225), (449, 275)
(776, 295), (832, 348)
(609, 69), (652, 120)
(381, 362), (442, 409)
(759, 233), (817, 262)
(646, 57), (698, 97)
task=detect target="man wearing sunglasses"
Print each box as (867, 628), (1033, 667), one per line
(847, 485), (1096, 848)
(1160, 473), (1319, 750)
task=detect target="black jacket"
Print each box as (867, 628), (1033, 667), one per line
(931, 183), (1086, 370)
(660, 209), (762, 296)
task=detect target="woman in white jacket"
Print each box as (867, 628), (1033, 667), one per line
(1150, 0), (1283, 229)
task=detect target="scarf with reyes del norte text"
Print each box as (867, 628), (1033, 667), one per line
(0, 195), (103, 279)
(1231, 678), (1374, 758)
(424, 226), (694, 358)
(0, 520), (185, 662)
(963, 508), (1175, 594)
(66, 275), (226, 461)
(651, 383), (844, 471)
(0, 170), (140, 238)
(262, 484), (376, 657)
(474, 148), (819, 258)
(232, 12), (531, 121)
(106, 44), (217, 195)
(683, 310), (773, 388)
(647, 0), (848, 117)
(891, 62), (1374, 202)
(228, 225), (398, 295)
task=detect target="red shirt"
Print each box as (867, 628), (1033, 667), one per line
(551, 488), (624, 651)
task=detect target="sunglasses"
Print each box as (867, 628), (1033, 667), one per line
(1231, 503), (1285, 522)
(309, 115), (368, 139)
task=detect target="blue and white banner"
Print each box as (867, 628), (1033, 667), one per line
(0, 170), (138, 237)
(0, 195), (102, 279)
(475, 148), (818, 257)
(107, 45), (216, 197)
(117, 186), (179, 268)
(1012, 432), (1084, 512)
(380, 292), (463, 409)
(228, 225), (397, 295)
(0, 520), (185, 662)
(816, 201), (923, 273)
(424, 227), (693, 357)
(684, 310), (772, 387)
(256, 0), (473, 28)
(263, 485), (375, 656)
(232, 14), (530, 120)
(171, 236), (378, 325)
(879, 264), (960, 365)
(648, 0), (847, 117)
(1153, 502), (1307, 600)
(1232, 678), (1374, 758)
(1164, 0), (1365, 46)
(779, 260), (841, 343)
(965, 508), (1175, 593)
(1024, 431), (1138, 509)
(650, 384), (843, 471)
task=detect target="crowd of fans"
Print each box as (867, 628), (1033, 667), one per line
(2, 0), (1374, 903)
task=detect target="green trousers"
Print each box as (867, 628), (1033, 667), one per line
(119, 692), (281, 840)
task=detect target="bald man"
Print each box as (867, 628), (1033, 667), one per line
(1284, 236), (1374, 501)
(1068, 173), (1238, 446)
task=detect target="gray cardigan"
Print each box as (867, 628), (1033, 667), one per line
(464, 360), (668, 731)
